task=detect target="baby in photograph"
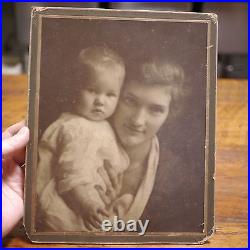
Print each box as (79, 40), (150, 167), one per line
(37, 46), (133, 231)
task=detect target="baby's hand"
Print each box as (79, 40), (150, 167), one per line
(78, 185), (109, 231)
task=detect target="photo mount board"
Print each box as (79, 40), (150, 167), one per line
(25, 7), (217, 244)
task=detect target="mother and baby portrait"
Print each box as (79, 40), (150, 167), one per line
(26, 8), (216, 243)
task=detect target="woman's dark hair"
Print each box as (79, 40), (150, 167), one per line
(125, 59), (187, 119)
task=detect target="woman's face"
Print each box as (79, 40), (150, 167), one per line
(112, 80), (172, 148)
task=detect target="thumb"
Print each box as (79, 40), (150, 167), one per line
(2, 126), (29, 157)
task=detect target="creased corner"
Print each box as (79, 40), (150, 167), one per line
(197, 226), (216, 244)
(31, 7), (48, 17)
(207, 13), (218, 24)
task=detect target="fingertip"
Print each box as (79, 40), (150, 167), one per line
(104, 211), (109, 217)
(99, 208), (109, 217)
(19, 126), (29, 134)
(19, 126), (30, 140)
(2, 126), (30, 156)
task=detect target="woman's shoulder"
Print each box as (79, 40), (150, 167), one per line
(158, 145), (185, 173)
(142, 143), (204, 232)
(154, 143), (193, 195)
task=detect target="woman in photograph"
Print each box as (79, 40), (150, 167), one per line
(97, 58), (204, 232)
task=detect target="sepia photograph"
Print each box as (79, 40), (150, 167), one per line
(24, 7), (217, 244)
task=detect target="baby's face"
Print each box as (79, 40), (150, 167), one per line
(77, 68), (123, 121)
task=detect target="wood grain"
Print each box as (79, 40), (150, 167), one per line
(2, 76), (248, 247)
(2, 75), (28, 130)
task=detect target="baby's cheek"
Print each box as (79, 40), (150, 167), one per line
(109, 98), (119, 110)
(114, 97), (120, 105)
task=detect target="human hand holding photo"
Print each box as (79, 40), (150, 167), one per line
(2, 121), (29, 238)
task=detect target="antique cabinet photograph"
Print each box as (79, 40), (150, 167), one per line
(25, 7), (217, 244)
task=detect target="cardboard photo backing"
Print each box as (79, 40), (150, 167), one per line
(25, 7), (217, 244)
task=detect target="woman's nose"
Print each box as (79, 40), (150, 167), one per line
(130, 108), (146, 128)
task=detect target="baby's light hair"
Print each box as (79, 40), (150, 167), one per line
(76, 46), (125, 85)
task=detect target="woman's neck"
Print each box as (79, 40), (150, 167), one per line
(124, 140), (152, 166)
(120, 140), (152, 195)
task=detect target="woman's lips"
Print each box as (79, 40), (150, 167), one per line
(124, 124), (144, 134)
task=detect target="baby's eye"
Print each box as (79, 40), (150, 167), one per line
(150, 105), (165, 114)
(86, 87), (95, 93)
(107, 92), (117, 97)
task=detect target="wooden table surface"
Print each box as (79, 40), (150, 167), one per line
(2, 75), (248, 248)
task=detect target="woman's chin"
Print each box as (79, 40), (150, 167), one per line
(120, 136), (142, 148)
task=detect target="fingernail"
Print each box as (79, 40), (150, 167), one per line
(19, 127), (29, 135)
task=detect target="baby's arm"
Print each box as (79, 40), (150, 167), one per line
(56, 124), (103, 194)
(63, 184), (109, 230)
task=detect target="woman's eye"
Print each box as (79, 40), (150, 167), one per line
(150, 106), (165, 114)
(124, 96), (137, 106)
